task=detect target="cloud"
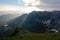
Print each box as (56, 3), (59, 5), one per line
(36, 0), (60, 11)
(0, 5), (27, 15)
(1, 0), (59, 13)
(0, 5), (42, 13)
(0, 5), (24, 12)
(17, 0), (44, 12)
(21, 0), (60, 11)
(22, 0), (45, 6)
(0, 0), (43, 14)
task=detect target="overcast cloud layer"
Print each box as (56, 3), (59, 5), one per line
(0, 0), (60, 12)
(22, 0), (60, 11)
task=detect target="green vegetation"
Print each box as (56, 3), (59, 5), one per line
(0, 27), (60, 40)
(0, 33), (60, 40)
(22, 33), (60, 40)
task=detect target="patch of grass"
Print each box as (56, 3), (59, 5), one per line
(0, 33), (60, 40)
(22, 33), (60, 40)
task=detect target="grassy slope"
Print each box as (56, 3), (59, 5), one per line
(0, 33), (60, 40)
(22, 33), (60, 40)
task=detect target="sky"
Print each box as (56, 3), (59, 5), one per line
(0, 0), (60, 13)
